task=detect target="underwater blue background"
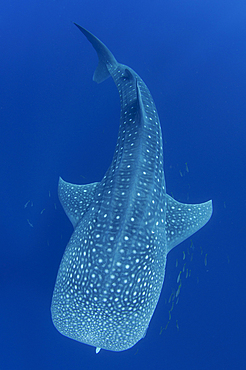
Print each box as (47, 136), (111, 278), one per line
(1, 0), (245, 369)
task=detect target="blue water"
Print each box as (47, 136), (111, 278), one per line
(1, 1), (245, 369)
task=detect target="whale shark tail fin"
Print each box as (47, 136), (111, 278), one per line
(74, 23), (118, 83)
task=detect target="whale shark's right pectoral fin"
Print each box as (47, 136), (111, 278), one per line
(165, 194), (213, 252)
(74, 23), (118, 83)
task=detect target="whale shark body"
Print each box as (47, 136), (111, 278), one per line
(51, 24), (213, 353)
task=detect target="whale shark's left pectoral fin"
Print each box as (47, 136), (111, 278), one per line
(58, 177), (99, 228)
(165, 194), (213, 252)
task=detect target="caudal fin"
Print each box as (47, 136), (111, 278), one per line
(74, 23), (118, 83)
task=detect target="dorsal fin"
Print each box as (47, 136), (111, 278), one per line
(58, 177), (99, 228)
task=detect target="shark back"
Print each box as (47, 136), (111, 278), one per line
(51, 25), (212, 353)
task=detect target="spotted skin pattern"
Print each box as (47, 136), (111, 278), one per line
(51, 25), (213, 353)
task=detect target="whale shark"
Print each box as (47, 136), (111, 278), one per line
(51, 24), (213, 353)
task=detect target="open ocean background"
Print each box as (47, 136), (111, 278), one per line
(1, 1), (245, 369)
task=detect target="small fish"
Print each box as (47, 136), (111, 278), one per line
(27, 219), (33, 227)
(24, 200), (30, 208)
